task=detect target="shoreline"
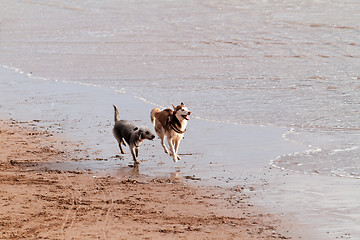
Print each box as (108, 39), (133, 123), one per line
(0, 119), (291, 239)
(0, 64), (313, 239)
(0, 65), (305, 184)
(2, 65), (360, 239)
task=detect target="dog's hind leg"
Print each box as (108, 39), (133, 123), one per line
(156, 129), (169, 154)
(118, 138), (126, 154)
(161, 137), (169, 154)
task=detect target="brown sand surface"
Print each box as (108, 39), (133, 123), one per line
(0, 119), (290, 239)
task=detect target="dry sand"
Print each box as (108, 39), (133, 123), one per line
(0, 119), (291, 239)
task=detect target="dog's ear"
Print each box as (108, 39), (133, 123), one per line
(181, 102), (185, 106)
(137, 129), (143, 137)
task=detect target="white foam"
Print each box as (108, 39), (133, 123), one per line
(269, 147), (322, 174)
(2, 64), (49, 81)
(332, 146), (358, 154)
(134, 96), (164, 108)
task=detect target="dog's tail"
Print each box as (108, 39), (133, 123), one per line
(150, 108), (161, 126)
(113, 105), (120, 123)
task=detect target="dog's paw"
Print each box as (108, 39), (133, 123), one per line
(170, 153), (181, 159)
(172, 155), (180, 162)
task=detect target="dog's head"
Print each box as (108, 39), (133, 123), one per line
(134, 127), (156, 141)
(172, 102), (191, 121)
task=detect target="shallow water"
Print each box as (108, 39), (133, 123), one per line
(1, 0), (359, 178)
(1, 0), (360, 238)
(0, 66), (302, 184)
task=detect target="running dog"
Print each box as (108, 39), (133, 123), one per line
(150, 103), (191, 162)
(113, 105), (155, 164)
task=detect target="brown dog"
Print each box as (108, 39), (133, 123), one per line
(150, 103), (191, 162)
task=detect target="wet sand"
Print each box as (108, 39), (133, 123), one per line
(0, 119), (291, 239)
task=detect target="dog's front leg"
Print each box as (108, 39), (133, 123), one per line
(167, 138), (178, 162)
(174, 139), (181, 160)
(130, 146), (139, 163)
(135, 147), (139, 157)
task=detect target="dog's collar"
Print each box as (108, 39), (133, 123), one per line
(135, 139), (143, 148)
(168, 114), (186, 134)
(170, 122), (186, 134)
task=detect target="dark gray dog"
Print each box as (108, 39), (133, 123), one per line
(113, 105), (155, 164)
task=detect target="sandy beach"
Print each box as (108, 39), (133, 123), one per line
(0, 119), (291, 239)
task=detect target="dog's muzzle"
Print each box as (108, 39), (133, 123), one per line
(182, 112), (191, 120)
